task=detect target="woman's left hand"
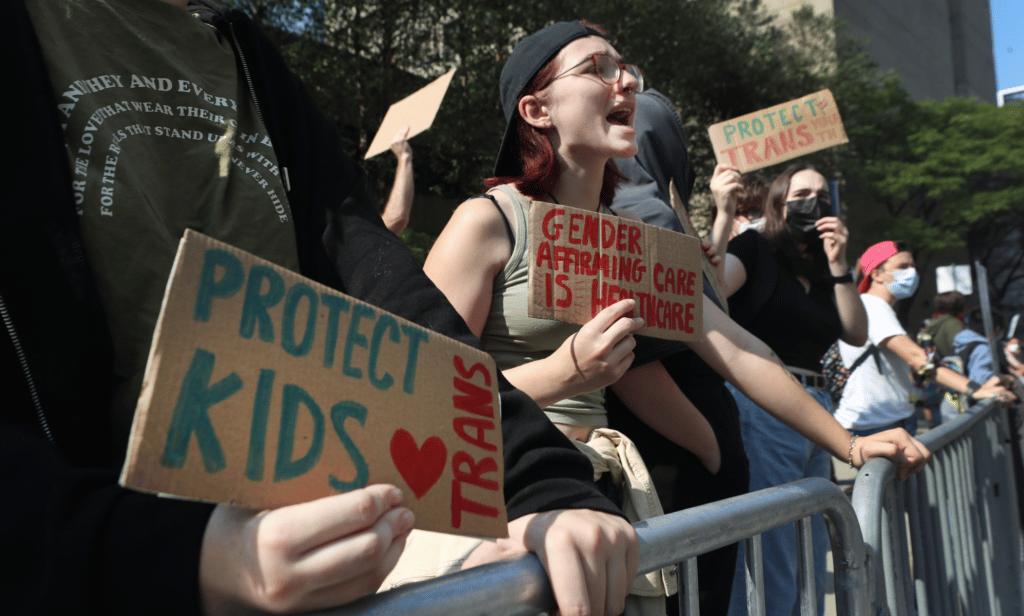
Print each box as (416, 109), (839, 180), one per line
(815, 216), (849, 269)
(852, 428), (931, 480)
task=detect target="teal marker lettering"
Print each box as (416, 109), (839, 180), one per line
(194, 249), (243, 322)
(342, 304), (375, 380)
(281, 282), (317, 357)
(723, 124), (737, 144)
(368, 314), (399, 391)
(400, 324), (428, 394)
(160, 348), (241, 472)
(245, 369), (275, 481)
(274, 384), (325, 482)
(328, 400), (370, 491)
(239, 265), (285, 342)
(321, 294), (351, 368)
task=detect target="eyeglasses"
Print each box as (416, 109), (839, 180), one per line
(553, 53), (644, 93)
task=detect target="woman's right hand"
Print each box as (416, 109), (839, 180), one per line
(971, 375), (1018, 403)
(550, 298), (644, 399)
(199, 484), (414, 615)
(710, 164), (743, 214)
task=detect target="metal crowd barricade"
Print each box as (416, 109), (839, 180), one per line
(325, 478), (870, 616)
(850, 397), (1024, 616)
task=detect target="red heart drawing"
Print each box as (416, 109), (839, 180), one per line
(390, 429), (447, 499)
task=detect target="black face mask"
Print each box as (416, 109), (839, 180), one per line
(786, 196), (826, 244)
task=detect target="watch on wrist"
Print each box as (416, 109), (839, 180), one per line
(965, 380), (982, 398)
(831, 272), (854, 285)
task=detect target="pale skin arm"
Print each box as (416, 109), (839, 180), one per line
(708, 164), (742, 283)
(817, 216), (867, 346)
(692, 297), (931, 479)
(880, 334), (1017, 402)
(611, 361), (721, 473)
(200, 484), (414, 615)
(381, 126), (414, 235)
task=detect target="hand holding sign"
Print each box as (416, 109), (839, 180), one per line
(200, 484), (413, 614)
(544, 298), (642, 406)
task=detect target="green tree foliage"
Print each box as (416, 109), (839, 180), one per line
(222, 0), (1022, 307)
(862, 100), (1024, 248)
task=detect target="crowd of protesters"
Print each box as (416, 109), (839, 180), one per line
(4, 5), (1020, 616)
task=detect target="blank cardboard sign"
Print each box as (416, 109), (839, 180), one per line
(120, 230), (506, 538)
(527, 201), (703, 341)
(364, 69), (457, 159)
(708, 89), (848, 172)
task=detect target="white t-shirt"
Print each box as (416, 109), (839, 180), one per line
(833, 294), (918, 430)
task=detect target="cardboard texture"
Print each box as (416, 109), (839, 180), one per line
(364, 69), (457, 159)
(527, 201), (703, 341)
(668, 179), (728, 314)
(707, 89), (849, 172)
(121, 230), (506, 538)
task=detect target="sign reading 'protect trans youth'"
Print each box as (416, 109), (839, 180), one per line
(527, 201), (703, 342)
(120, 230), (506, 538)
(707, 89), (848, 172)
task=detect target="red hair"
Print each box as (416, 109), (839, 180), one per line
(485, 21), (622, 207)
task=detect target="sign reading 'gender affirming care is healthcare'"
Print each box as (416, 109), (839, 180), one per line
(120, 230), (506, 538)
(528, 201), (703, 341)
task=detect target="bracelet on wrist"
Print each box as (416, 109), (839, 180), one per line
(831, 272), (854, 285)
(847, 435), (858, 469)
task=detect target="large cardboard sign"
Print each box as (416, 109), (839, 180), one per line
(527, 201), (703, 341)
(364, 69), (457, 159)
(708, 89), (848, 172)
(668, 179), (728, 314)
(121, 230), (506, 538)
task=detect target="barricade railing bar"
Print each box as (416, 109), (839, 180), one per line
(327, 479), (869, 616)
(850, 397), (1024, 616)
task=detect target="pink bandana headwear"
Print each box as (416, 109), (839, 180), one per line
(858, 241), (899, 293)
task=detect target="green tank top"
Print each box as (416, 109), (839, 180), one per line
(481, 185), (606, 427)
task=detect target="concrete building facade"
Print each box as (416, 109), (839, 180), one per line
(764, 0), (998, 104)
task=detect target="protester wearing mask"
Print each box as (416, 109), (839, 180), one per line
(717, 164), (873, 616)
(834, 241), (1016, 438)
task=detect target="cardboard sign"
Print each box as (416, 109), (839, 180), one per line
(527, 201), (703, 341)
(121, 230), (506, 538)
(708, 89), (849, 172)
(668, 179), (729, 314)
(364, 69), (457, 159)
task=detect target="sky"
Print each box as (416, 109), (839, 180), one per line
(991, 0), (1024, 91)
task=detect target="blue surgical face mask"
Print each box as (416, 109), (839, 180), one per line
(887, 267), (919, 299)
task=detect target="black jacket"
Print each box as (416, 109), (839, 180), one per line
(0, 1), (616, 614)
